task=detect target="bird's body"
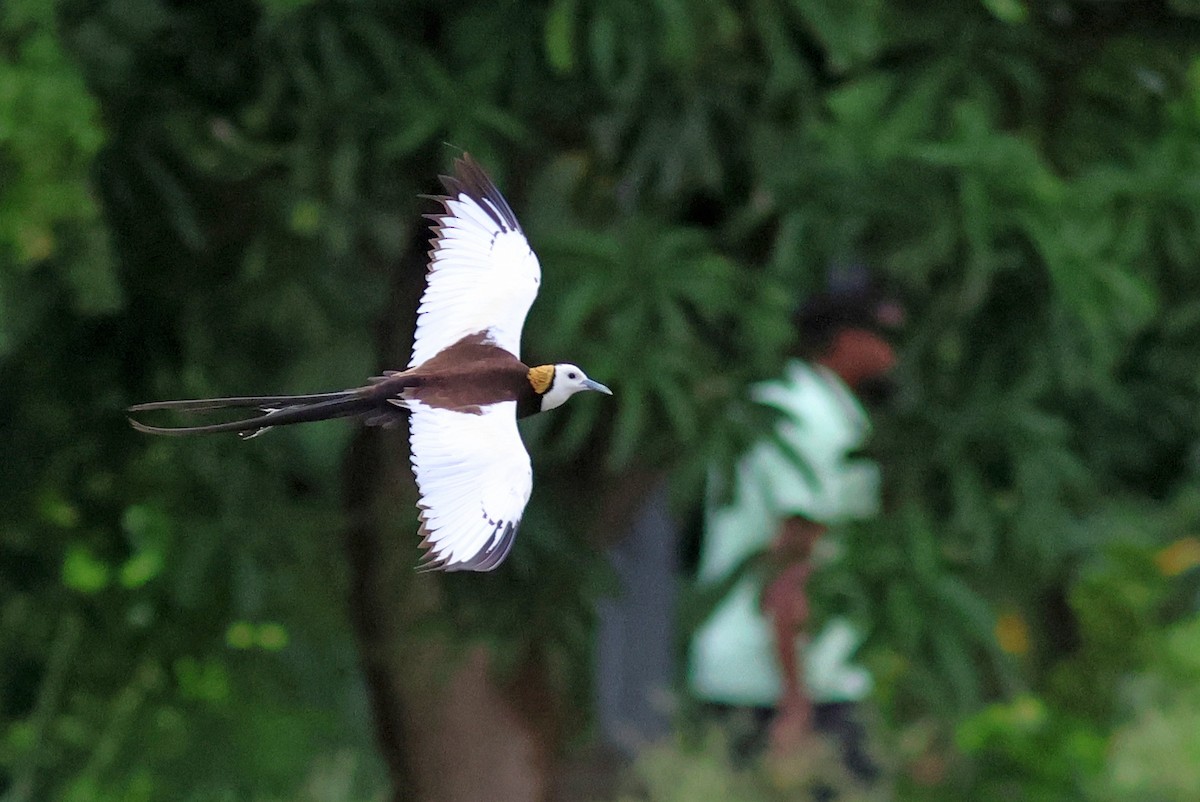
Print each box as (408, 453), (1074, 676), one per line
(130, 155), (611, 572)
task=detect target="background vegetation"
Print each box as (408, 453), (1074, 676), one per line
(3, 0), (1200, 800)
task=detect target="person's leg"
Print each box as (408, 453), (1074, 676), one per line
(706, 703), (775, 767)
(813, 701), (880, 784)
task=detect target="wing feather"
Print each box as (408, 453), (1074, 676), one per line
(408, 402), (532, 572)
(409, 155), (540, 368)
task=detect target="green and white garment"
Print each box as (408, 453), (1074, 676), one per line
(689, 359), (879, 707)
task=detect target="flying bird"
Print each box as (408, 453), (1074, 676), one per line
(129, 155), (612, 572)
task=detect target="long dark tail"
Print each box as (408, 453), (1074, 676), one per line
(129, 387), (396, 438)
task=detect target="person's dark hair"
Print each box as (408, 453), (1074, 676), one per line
(791, 265), (902, 360)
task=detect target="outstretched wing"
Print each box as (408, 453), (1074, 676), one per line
(408, 402), (532, 571)
(409, 155), (541, 368)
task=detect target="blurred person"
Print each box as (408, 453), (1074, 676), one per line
(688, 268), (901, 788)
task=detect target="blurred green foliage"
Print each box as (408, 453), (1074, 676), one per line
(2, 0), (1200, 799)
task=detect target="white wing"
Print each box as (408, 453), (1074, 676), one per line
(409, 155), (541, 368)
(408, 401), (532, 571)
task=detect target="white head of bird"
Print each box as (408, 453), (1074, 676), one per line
(537, 363), (612, 411)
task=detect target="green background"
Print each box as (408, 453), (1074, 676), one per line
(3, 1), (1200, 799)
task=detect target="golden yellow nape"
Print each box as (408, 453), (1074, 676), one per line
(527, 364), (554, 395)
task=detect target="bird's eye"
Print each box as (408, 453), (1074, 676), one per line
(567, 372), (578, 380)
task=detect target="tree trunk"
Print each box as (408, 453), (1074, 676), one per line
(339, 231), (557, 802)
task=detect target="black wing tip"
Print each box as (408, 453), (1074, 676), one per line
(413, 519), (518, 573)
(430, 152), (522, 234)
(468, 521), (517, 571)
(414, 557), (446, 574)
